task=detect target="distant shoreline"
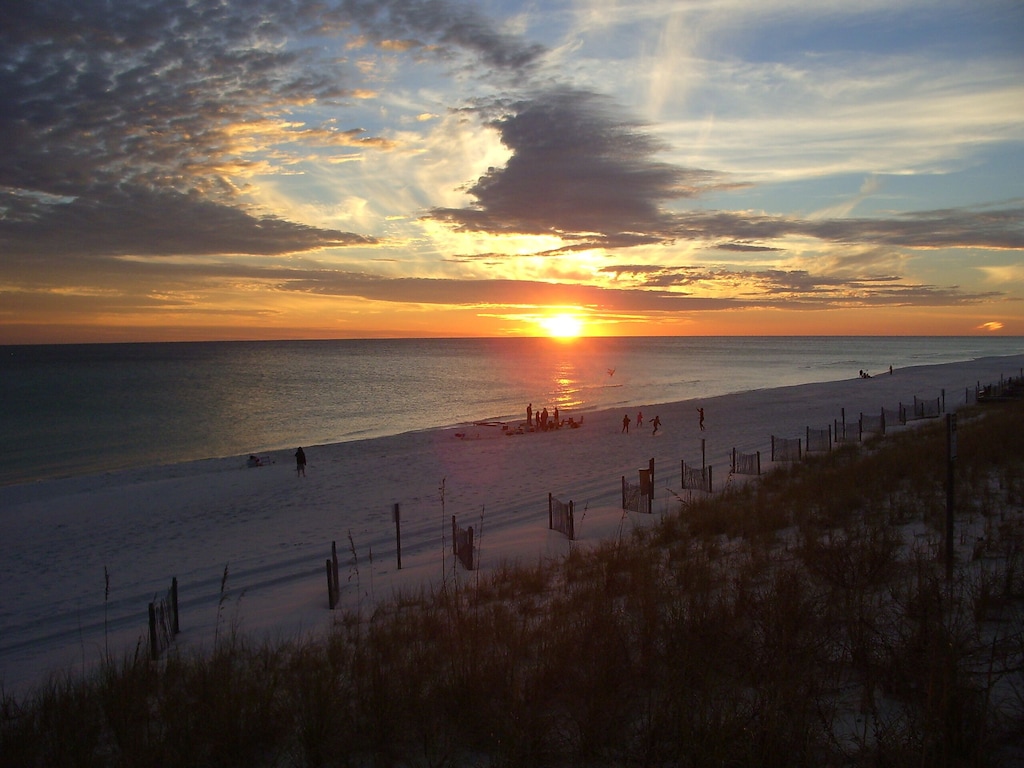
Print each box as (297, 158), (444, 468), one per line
(3, 337), (1022, 488)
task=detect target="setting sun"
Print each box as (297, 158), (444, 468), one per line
(539, 313), (584, 339)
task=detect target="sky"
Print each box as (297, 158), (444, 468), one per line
(2, 0), (1023, 343)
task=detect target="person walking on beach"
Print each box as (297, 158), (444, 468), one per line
(697, 407), (705, 431)
(636, 410), (643, 429)
(652, 415), (661, 436)
(622, 413), (631, 433)
(295, 446), (306, 477)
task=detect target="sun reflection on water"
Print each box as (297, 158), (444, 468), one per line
(549, 359), (585, 410)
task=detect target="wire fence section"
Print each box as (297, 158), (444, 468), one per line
(680, 460), (713, 493)
(805, 425), (833, 453)
(548, 493), (575, 540)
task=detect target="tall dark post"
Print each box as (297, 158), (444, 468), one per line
(701, 438), (706, 470)
(331, 540), (340, 600)
(946, 413), (957, 581)
(394, 503), (402, 570)
(326, 560), (336, 609)
(148, 603), (158, 660)
(171, 576), (180, 634)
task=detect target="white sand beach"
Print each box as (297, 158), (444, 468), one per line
(2, 353), (1022, 697)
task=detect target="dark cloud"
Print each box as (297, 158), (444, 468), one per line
(599, 264), (1002, 308)
(426, 89), (1024, 254)
(337, 0), (546, 72)
(0, 1), (353, 195)
(427, 88), (734, 244)
(0, 0), (539, 262)
(801, 207), (1024, 250)
(0, 186), (373, 264)
(673, 207), (1024, 251)
(269, 265), (1006, 312)
(714, 242), (784, 253)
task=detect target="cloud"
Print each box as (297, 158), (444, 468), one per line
(0, 0), (541, 265)
(978, 321), (1005, 332)
(58, 257), (995, 315)
(0, 186), (374, 264)
(0, 1), (362, 194)
(799, 206), (1024, 250)
(337, 0), (546, 72)
(597, 263), (1003, 309)
(666, 206), (1024, 252)
(421, 84), (1023, 254)
(425, 88), (737, 244)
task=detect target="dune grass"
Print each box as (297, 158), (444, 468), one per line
(3, 401), (1024, 766)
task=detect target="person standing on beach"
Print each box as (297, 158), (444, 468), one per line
(636, 410), (643, 428)
(527, 403), (532, 426)
(652, 415), (661, 435)
(295, 447), (306, 477)
(697, 407), (705, 431)
(622, 413), (630, 433)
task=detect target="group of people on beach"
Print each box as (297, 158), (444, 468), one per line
(247, 446), (306, 477)
(859, 365), (894, 379)
(526, 403), (581, 431)
(622, 411), (658, 434)
(621, 406), (704, 436)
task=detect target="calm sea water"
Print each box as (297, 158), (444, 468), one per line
(2, 336), (1022, 486)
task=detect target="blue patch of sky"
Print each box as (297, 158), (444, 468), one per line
(717, 3), (1023, 63)
(693, 143), (1024, 219)
(872, 147), (1024, 214)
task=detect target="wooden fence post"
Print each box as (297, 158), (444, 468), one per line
(326, 559), (336, 609)
(171, 576), (180, 635)
(331, 541), (340, 602)
(394, 503), (402, 570)
(148, 603), (158, 661)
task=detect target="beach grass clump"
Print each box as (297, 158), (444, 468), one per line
(3, 399), (1024, 766)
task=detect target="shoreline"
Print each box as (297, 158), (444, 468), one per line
(5, 339), (1023, 488)
(2, 353), (1022, 696)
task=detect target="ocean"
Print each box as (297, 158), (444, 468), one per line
(2, 336), (1022, 486)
